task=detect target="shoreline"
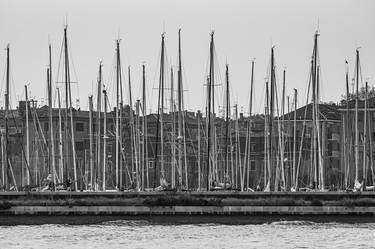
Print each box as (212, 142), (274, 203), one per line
(1, 191), (375, 220)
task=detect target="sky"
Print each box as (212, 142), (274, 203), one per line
(0, 0), (374, 115)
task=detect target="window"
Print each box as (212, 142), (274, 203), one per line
(76, 122), (84, 132)
(250, 143), (256, 152)
(44, 123), (49, 132)
(250, 161), (256, 171)
(372, 132), (375, 142)
(327, 127), (332, 140)
(75, 141), (84, 151)
(328, 142), (332, 157)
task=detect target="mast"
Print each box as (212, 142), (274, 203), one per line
(63, 26), (77, 190)
(355, 49), (360, 188)
(170, 67), (176, 188)
(311, 32), (319, 190)
(224, 64), (229, 190)
(235, 104), (242, 190)
(246, 60), (254, 190)
(25, 85), (30, 186)
(265, 81), (271, 191)
(128, 66), (136, 179)
(115, 40), (121, 190)
(197, 111), (201, 190)
(177, 29), (183, 189)
(142, 64), (148, 189)
(88, 96), (94, 190)
(206, 32), (214, 190)
(4, 45), (10, 190)
(280, 69), (286, 190)
(57, 88), (64, 183)
(135, 99), (141, 190)
(96, 62), (102, 190)
(153, 33), (166, 188)
(102, 90), (107, 191)
(292, 89), (297, 189)
(269, 47), (275, 190)
(345, 61), (350, 188)
(363, 82), (368, 189)
(48, 44), (56, 187)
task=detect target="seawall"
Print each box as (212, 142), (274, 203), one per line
(1, 191), (375, 216)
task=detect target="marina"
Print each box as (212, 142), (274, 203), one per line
(0, 3), (375, 221)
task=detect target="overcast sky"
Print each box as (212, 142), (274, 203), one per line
(0, 0), (374, 115)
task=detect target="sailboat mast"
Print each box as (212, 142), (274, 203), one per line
(128, 66), (136, 177)
(355, 49), (360, 187)
(96, 62), (102, 190)
(25, 85), (30, 186)
(170, 67), (176, 188)
(63, 27), (70, 182)
(293, 89), (297, 188)
(115, 40), (120, 190)
(57, 88), (64, 183)
(363, 82), (368, 188)
(224, 64), (229, 189)
(269, 47), (275, 190)
(345, 61), (350, 188)
(206, 32), (214, 190)
(48, 44), (56, 186)
(177, 29), (183, 189)
(142, 64), (148, 189)
(247, 60), (254, 190)
(102, 89), (107, 191)
(197, 111), (201, 190)
(4, 45), (10, 190)
(153, 34), (166, 188)
(88, 96), (94, 189)
(160, 34), (165, 182)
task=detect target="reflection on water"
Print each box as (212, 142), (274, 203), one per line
(1, 220), (374, 248)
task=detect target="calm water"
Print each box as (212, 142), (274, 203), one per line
(0, 219), (374, 248)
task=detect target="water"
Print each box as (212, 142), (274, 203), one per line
(0, 219), (374, 248)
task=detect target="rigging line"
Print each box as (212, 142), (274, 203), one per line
(67, 42), (80, 104)
(53, 36), (65, 107)
(8, 107), (32, 177)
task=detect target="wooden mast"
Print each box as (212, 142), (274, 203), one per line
(128, 66), (136, 179)
(63, 26), (77, 190)
(96, 62), (102, 190)
(88, 95), (94, 190)
(224, 64), (229, 190)
(206, 32), (214, 190)
(344, 61), (350, 188)
(4, 45), (10, 190)
(197, 111), (201, 190)
(354, 49), (360, 189)
(160, 34), (165, 185)
(292, 89), (297, 189)
(135, 99), (141, 190)
(153, 33), (166, 189)
(170, 67), (176, 188)
(115, 40), (120, 190)
(246, 60), (254, 191)
(142, 64), (148, 189)
(269, 47), (275, 191)
(48, 44), (56, 187)
(57, 88), (64, 184)
(363, 82), (368, 189)
(102, 89), (107, 191)
(177, 29), (183, 189)
(265, 81), (271, 191)
(25, 85), (30, 186)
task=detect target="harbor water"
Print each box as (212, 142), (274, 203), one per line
(0, 218), (374, 248)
